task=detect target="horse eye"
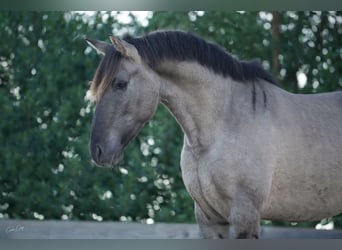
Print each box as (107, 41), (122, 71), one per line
(112, 79), (128, 90)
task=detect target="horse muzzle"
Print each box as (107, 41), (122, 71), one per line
(90, 142), (124, 167)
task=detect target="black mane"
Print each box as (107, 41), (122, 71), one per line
(123, 30), (277, 85)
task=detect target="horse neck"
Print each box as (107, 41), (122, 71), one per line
(157, 61), (237, 152)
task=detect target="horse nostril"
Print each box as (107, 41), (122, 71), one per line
(95, 145), (102, 160)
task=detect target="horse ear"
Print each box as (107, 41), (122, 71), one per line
(109, 35), (140, 61)
(85, 38), (111, 55)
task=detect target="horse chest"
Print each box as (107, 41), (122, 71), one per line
(180, 147), (203, 199)
(180, 146), (228, 219)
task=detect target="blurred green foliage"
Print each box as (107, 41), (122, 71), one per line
(0, 11), (341, 228)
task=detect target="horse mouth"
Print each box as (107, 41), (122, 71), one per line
(91, 123), (145, 168)
(92, 148), (124, 168)
(106, 129), (142, 167)
(110, 151), (124, 166)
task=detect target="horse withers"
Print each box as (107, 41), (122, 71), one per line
(86, 31), (342, 239)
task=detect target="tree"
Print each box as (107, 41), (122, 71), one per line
(0, 11), (195, 223)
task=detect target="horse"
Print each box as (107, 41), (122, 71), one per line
(85, 30), (342, 239)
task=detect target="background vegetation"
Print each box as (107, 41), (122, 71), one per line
(0, 11), (341, 228)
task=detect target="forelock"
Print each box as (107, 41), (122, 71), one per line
(90, 48), (122, 100)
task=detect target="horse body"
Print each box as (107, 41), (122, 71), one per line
(160, 61), (342, 237)
(86, 31), (342, 238)
(261, 90), (342, 221)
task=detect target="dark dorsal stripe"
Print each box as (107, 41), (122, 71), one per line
(123, 30), (277, 85)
